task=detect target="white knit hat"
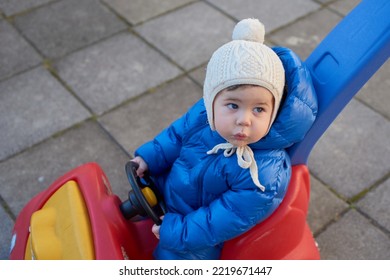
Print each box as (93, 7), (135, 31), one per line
(203, 18), (285, 131)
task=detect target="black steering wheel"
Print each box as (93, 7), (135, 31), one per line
(120, 161), (165, 225)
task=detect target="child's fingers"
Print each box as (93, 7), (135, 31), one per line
(131, 157), (148, 177)
(152, 224), (160, 239)
(151, 216), (164, 239)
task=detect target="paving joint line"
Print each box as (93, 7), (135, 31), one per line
(312, 206), (352, 238)
(355, 207), (390, 238)
(0, 195), (16, 221)
(42, 59), (96, 116)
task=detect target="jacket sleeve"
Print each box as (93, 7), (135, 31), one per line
(135, 99), (205, 176)
(158, 151), (291, 252)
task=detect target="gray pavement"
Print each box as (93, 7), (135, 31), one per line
(0, 0), (389, 260)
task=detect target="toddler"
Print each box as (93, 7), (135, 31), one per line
(132, 18), (317, 259)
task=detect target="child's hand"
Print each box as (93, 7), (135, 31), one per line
(131, 156), (148, 178)
(152, 216), (164, 239)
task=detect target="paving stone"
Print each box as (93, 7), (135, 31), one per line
(207, 0), (320, 32)
(356, 60), (390, 120)
(0, 121), (130, 216)
(316, 210), (390, 259)
(357, 177), (390, 232)
(188, 64), (206, 86)
(308, 99), (390, 199)
(0, 67), (90, 161)
(0, 206), (14, 260)
(0, 20), (41, 81)
(13, 0), (126, 58)
(0, 0), (52, 16)
(269, 8), (342, 60)
(102, 0), (196, 25)
(99, 76), (202, 155)
(329, 0), (361, 16)
(308, 175), (349, 234)
(135, 1), (235, 70)
(55, 32), (182, 115)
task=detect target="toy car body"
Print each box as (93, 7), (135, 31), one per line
(9, 162), (318, 260)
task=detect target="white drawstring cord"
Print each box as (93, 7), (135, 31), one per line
(207, 143), (265, 191)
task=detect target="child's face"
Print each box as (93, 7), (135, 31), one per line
(213, 85), (274, 147)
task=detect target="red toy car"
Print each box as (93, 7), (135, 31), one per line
(9, 161), (318, 260)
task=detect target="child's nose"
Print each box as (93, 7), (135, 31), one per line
(237, 111), (251, 126)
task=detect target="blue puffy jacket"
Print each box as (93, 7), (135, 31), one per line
(135, 47), (318, 259)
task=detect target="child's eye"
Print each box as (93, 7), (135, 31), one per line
(227, 103), (238, 109)
(254, 107), (264, 113)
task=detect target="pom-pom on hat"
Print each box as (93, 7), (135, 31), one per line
(203, 18), (285, 131)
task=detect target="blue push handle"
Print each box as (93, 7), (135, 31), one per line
(288, 0), (390, 165)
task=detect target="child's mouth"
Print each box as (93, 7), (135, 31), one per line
(233, 133), (248, 141)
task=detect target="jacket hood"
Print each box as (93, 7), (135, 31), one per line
(250, 47), (318, 150)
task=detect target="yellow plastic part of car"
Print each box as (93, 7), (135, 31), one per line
(25, 180), (94, 260)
